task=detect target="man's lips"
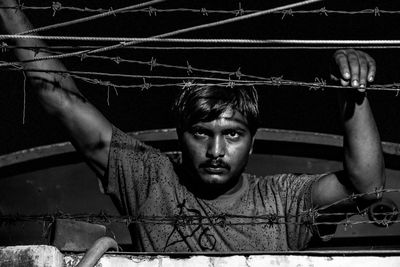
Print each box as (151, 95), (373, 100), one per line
(203, 166), (226, 174)
(200, 161), (230, 174)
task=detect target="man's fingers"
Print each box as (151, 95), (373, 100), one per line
(340, 78), (350, 87)
(358, 55), (368, 88)
(333, 49), (376, 93)
(334, 50), (351, 80)
(366, 54), (376, 82)
(347, 50), (360, 87)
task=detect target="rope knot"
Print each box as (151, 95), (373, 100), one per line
(200, 8), (208, 16)
(319, 7), (328, 16)
(148, 6), (157, 16)
(282, 9), (293, 19)
(374, 7), (380, 16)
(52, 2), (62, 16)
(235, 2), (244, 16)
(149, 57), (157, 71)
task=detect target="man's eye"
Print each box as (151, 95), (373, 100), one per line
(226, 131), (240, 139)
(192, 129), (207, 137)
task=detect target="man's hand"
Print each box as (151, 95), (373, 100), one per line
(332, 49), (376, 92)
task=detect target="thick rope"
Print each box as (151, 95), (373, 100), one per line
(2, 35), (400, 45)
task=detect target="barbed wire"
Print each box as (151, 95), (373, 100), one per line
(3, 66), (400, 94)
(2, 37), (400, 69)
(2, 44), (400, 96)
(0, 189), (398, 234)
(17, 0), (167, 35)
(0, 0), (324, 68)
(2, 3), (400, 18)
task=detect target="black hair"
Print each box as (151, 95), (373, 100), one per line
(173, 85), (260, 136)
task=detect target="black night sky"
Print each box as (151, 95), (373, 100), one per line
(1, 0), (400, 156)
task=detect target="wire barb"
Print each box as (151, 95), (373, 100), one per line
(282, 9), (293, 19)
(148, 6), (157, 16)
(200, 8), (208, 16)
(235, 2), (244, 17)
(51, 2), (62, 16)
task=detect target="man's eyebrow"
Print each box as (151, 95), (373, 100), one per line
(223, 117), (249, 127)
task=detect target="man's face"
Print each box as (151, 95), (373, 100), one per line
(180, 109), (254, 194)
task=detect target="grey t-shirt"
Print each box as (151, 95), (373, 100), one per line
(105, 126), (322, 252)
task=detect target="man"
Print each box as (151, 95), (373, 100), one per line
(0, 1), (385, 251)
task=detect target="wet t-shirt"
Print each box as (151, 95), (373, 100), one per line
(105, 126), (322, 252)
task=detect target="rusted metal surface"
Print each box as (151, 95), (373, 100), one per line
(51, 219), (107, 252)
(1, 128), (400, 168)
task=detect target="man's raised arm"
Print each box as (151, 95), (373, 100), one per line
(312, 49), (386, 209)
(0, 0), (112, 177)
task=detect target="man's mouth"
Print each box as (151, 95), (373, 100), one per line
(201, 161), (229, 174)
(204, 166), (226, 174)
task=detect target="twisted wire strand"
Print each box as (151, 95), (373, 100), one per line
(4, 35), (400, 46)
(0, 0), (323, 67)
(18, 0), (167, 35)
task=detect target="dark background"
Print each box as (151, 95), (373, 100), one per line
(1, 0), (400, 156)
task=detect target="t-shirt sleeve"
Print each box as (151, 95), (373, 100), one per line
(103, 125), (174, 216)
(274, 173), (325, 250)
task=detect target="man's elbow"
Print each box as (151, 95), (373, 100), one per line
(346, 160), (386, 201)
(353, 169), (386, 201)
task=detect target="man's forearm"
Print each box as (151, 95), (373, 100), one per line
(340, 91), (385, 199)
(0, 3), (83, 115)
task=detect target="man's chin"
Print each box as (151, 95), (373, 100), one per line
(199, 173), (230, 185)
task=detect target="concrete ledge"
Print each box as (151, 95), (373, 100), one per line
(2, 246), (400, 267)
(0, 245), (63, 267)
(64, 253), (400, 267)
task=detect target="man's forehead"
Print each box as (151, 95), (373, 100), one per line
(195, 109), (249, 127)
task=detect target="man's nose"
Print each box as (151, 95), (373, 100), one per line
(206, 136), (225, 158)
